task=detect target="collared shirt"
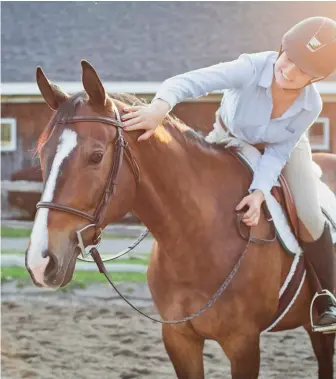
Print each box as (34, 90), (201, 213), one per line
(153, 51), (323, 195)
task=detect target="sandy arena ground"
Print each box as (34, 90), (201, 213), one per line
(1, 281), (335, 379)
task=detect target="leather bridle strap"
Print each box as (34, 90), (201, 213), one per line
(56, 116), (140, 184)
(36, 113), (140, 232)
(93, 128), (125, 226)
(58, 115), (122, 128)
(36, 202), (95, 222)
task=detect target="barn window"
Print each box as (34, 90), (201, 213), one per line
(308, 117), (330, 151)
(1, 118), (17, 152)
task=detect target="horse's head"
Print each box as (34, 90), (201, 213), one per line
(25, 61), (139, 288)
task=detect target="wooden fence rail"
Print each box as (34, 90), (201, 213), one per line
(1, 180), (43, 193)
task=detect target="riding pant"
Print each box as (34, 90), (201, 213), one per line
(281, 136), (325, 242)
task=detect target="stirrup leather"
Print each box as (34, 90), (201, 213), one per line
(310, 289), (336, 334)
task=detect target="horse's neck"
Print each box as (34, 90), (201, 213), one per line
(131, 127), (247, 249)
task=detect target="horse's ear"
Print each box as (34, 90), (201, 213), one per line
(81, 60), (106, 107)
(36, 67), (69, 110)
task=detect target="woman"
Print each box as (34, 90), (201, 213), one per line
(121, 17), (336, 331)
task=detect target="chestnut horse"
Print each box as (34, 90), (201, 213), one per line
(25, 61), (335, 379)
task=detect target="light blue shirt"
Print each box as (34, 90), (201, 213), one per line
(153, 51), (323, 195)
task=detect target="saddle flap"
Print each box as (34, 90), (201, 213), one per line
(271, 175), (299, 239)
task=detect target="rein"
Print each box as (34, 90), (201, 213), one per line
(36, 102), (276, 324)
(91, 236), (252, 324)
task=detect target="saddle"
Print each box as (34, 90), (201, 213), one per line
(271, 175), (299, 238)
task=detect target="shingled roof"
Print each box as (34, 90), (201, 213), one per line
(2, 1), (336, 83)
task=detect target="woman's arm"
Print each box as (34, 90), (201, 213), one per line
(152, 53), (256, 109)
(122, 53), (256, 140)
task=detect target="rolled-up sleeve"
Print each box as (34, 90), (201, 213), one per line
(249, 103), (322, 195)
(152, 54), (256, 109)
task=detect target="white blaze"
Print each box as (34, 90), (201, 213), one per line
(27, 129), (78, 285)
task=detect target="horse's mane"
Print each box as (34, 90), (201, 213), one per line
(35, 91), (214, 157)
(112, 92), (212, 150)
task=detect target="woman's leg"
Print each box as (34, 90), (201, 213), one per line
(282, 136), (336, 331)
(282, 136), (325, 241)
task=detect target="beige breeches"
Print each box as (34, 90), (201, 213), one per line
(282, 137), (325, 242)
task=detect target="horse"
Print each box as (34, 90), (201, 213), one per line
(25, 60), (335, 379)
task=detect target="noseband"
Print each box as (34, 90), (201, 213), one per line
(36, 103), (140, 258)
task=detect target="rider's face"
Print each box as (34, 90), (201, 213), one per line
(274, 52), (315, 90)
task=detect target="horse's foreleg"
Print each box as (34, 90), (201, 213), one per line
(162, 324), (205, 379)
(219, 331), (260, 379)
(304, 324), (335, 379)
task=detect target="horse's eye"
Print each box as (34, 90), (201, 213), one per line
(90, 152), (103, 164)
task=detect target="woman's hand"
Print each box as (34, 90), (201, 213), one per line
(121, 99), (171, 141)
(235, 190), (265, 226)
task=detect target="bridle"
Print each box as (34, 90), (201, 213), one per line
(36, 103), (140, 259)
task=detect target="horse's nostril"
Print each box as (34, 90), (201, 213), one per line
(42, 249), (49, 258)
(44, 251), (58, 279)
